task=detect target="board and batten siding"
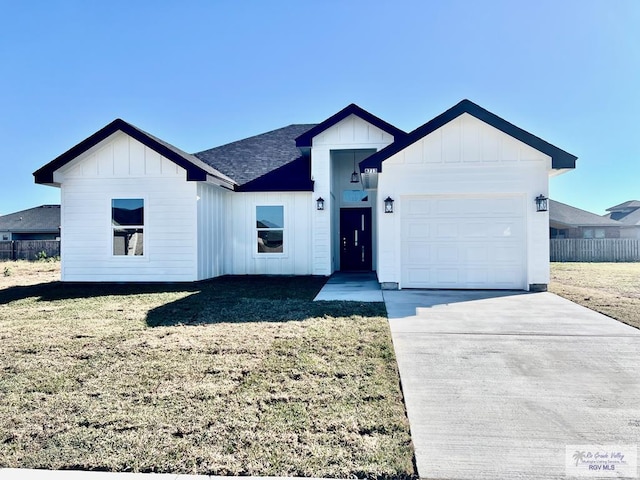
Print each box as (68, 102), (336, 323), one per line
(377, 113), (552, 289)
(57, 132), (199, 282)
(310, 114), (395, 275)
(197, 182), (230, 280)
(225, 192), (313, 275)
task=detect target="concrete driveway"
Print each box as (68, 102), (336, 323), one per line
(384, 290), (640, 480)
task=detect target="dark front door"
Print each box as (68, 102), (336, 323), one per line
(340, 208), (372, 271)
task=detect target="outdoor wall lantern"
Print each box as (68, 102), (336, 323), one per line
(316, 197), (325, 211)
(350, 151), (360, 183)
(384, 196), (394, 213)
(535, 194), (548, 212)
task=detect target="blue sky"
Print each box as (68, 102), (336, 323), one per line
(1, 0), (638, 215)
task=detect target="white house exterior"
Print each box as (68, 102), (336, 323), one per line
(34, 100), (577, 290)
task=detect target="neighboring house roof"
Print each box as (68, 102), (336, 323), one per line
(0, 205), (61, 233)
(294, 103), (406, 148)
(606, 200), (640, 212)
(360, 99), (577, 172)
(194, 124), (316, 191)
(604, 200), (640, 223)
(34, 119), (236, 188)
(606, 207), (640, 226)
(549, 200), (621, 228)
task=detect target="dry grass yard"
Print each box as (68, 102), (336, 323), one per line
(550, 262), (640, 330)
(0, 261), (415, 479)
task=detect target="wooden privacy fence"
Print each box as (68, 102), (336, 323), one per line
(0, 240), (60, 261)
(550, 238), (640, 262)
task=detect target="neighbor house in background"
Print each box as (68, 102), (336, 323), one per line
(0, 205), (60, 241)
(604, 200), (640, 238)
(34, 100), (576, 290)
(549, 200), (623, 239)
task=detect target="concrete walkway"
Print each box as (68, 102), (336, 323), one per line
(313, 272), (383, 302)
(384, 290), (640, 480)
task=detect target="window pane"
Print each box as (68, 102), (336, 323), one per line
(582, 229), (593, 239)
(114, 228), (144, 256)
(112, 199), (144, 226)
(257, 230), (283, 253)
(595, 229), (606, 239)
(256, 206), (283, 229)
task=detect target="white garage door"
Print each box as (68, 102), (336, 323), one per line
(401, 195), (526, 289)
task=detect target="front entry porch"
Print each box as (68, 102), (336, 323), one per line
(313, 272), (383, 302)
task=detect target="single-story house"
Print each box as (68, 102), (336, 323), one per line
(34, 100), (577, 290)
(549, 200), (623, 239)
(0, 205), (61, 241)
(604, 200), (640, 238)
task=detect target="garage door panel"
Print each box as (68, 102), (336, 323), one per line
(465, 245), (489, 262)
(406, 199), (433, 216)
(435, 245), (459, 263)
(401, 196), (526, 289)
(405, 223), (430, 238)
(435, 268), (459, 284)
(494, 246), (521, 264)
(493, 266), (523, 285)
(436, 223), (459, 238)
(462, 222), (490, 238)
(405, 267), (431, 284)
(491, 221), (522, 238)
(434, 199), (460, 216)
(466, 268), (488, 284)
(406, 243), (431, 263)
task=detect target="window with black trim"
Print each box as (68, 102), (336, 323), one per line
(256, 205), (283, 253)
(112, 199), (144, 256)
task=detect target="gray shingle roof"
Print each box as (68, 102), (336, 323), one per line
(606, 200), (640, 211)
(194, 124), (316, 186)
(606, 207), (640, 226)
(0, 205), (61, 232)
(549, 200), (621, 228)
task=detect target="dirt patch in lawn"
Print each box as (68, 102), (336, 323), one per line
(0, 261), (416, 479)
(550, 262), (640, 330)
(0, 260), (59, 288)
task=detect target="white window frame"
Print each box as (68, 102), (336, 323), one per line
(255, 205), (286, 256)
(111, 198), (146, 257)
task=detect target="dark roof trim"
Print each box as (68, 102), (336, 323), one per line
(237, 156), (314, 192)
(34, 119), (236, 188)
(360, 99), (577, 172)
(295, 103), (406, 148)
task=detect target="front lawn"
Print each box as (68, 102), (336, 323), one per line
(0, 261), (416, 479)
(550, 262), (640, 330)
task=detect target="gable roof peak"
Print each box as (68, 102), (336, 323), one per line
(360, 99), (577, 171)
(295, 103), (406, 148)
(34, 118), (236, 188)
